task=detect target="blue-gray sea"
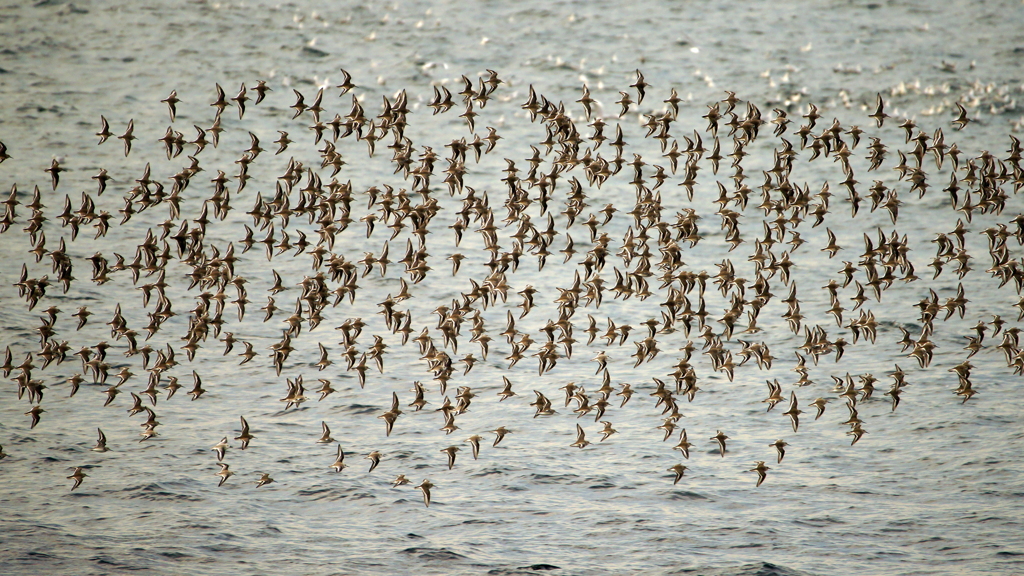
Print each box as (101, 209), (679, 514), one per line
(1, 0), (1024, 574)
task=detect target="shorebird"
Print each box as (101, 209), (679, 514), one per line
(336, 68), (356, 95)
(441, 446), (460, 470)
(91, 428), (109, 452)
(216, 463), (233, 486)
(809, 397), (829, 420)
(570, 424), (590, 449)
(330, 445), (347, 472)
(952, 102), (971, 130)
(599, 421), (617, 442)
(783, 391), (802, 432)
(45, 158), (62, 190)
(415, 479), (434, 507)
(253, 79), (271, 104)
(315, 379), (335, 401)
(317, 421), (335, 444)
(365, 451), (382, 473)
(770, 439), (788, 463)
(673, 429), (693, 459)
(711, 430), (729, 456)
(491, 427), (511, 446)
(96, 116), (112, 144)
(848, 424), (868, 445)
(235, 416), (254, 449)
(274, 131), (291, 155)
(255, 473), (274, 487)
(118, 119), (136, 156)
(161, 90), (179, 121)
(212, 437), (229, 462)
(668, 464), (688, 485)
(763, 379), (784, 411)
(497, 377), (516, 401)
(25, 405), (44, 429)
(750, 461), (770, 487)
(465, 435), (482, 459)
(68, 467), (88, 491)
(868, 93), (888, 127)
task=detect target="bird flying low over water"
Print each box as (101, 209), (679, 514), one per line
(416, 479), (434, 507)
(330, 445), (347, 473)
(68, 467), (87, 491)
(711, 431), (729, 457)
(235, 416), (254, 449)
(770, 439), (788, 463)
(750, 461), (770, 487)
(216, 463), (233, 486)
(91, 428), (109, 452)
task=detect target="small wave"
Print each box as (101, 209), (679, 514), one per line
(400, 547), (469, 561)
(342, 404), (380, 415)
(667, 490), (709, 500)
(470, 467), (507, 477)
(529, 473), (578, 484)
(301, 46), (330, 58)
(487, 565), (562, 575)
(665, 561), (816, 576)
(120, 483), (202, 502)
(295, 486), (349, 501)
(157, 551), (192, 559)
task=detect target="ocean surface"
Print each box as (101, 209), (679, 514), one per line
(1, 0), (1024, 574)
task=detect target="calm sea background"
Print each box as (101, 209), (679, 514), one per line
(1, 1), (1024, 574)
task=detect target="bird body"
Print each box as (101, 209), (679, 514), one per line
(750, 461), (770, 487)
(235, 416), (254, 449)
(491, 427), (511, 446)
(571, 424), (590, 449)
(668, 464), (688, 485)
(711, 430), (729, 456)
(770, 439), (788, 463)
(784, 392), (802, 432)
(91, 428), (109, 452)
(212, 437), (229, 461)
(416, 479), (434, 507)
(68, 467), (88, 490)
(216, 463), (233, 486)
(330, 445), (347, 472)
(317, 421), (335, 444)
(441, 446), (460, 469)
(465, 435), (482, 459)
(366, 451), (382, 472)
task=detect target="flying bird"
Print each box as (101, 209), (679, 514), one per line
(750, 461), (770, 487)
(68, 467), (88, 491)
(416, 479), (434, 507)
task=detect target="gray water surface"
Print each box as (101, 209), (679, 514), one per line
(1, 1), (1024, 575)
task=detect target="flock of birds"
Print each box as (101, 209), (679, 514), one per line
(2, 67), (1022, 506)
